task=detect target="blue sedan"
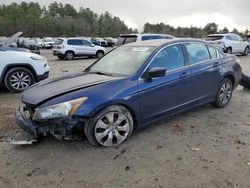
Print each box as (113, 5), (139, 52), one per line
(16, 39), (242, 147)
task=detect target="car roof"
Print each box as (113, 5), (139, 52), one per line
(207, 33), (234, 37)
(120, 33), (174, 37)
(123, 38), (205, 47)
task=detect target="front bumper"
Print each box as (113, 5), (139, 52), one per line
(37, 71), (49, 82)
(16, 106), (84, 139)
(16, 107), (40, 137)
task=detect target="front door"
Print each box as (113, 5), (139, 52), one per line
(138, 44), (192, 124)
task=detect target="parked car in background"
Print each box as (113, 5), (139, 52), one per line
(42, 37), (54, 49)
(21, 39), (40, 54)
(206, 33), (249, 55)
(15, 39), (241, 146)
(91, 38), (107, 47)
(33, 38), (43, 48)
(53, 38), (106, 60)
(116, 33), (175, 46)
(104, 37), (118, 47)
(0, 37), (7, 46)
(0, 32), (30, 52)
(0, 49), (49, 92)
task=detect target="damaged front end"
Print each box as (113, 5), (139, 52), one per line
(14, 103), (86, 145)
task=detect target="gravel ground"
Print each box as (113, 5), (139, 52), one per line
(0, 50), (250, 188)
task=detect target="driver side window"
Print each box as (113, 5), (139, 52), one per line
(149, 44), (185, 71)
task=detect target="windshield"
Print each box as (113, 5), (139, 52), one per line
(88, 46), (155, 76)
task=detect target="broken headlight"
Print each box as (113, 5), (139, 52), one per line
(33, 97), (88, 120)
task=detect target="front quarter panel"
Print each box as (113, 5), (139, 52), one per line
(40, 78), (141, 124)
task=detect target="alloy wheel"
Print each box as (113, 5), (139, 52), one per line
(66, 52), (74, 60)
(219, 82), (232, 105)
(94, 112), (130, 147)
(10, 71), (31, 91)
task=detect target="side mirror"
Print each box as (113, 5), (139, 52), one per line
(144, 67), (166, 79)
(91, 44), (95, 47)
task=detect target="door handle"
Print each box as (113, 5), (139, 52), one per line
(213, 62), (219, 67)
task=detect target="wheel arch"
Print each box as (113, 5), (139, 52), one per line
(223, 74), (235, 87)
(0, 64), (38, 85)
(85, 102), (138, 130)
(96, 50), (105, 55)
(65, 50), (75, 55)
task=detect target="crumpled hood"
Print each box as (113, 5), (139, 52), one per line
(20, 73), (120, 106)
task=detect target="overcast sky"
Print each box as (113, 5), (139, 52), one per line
(1, 0), (249, 31)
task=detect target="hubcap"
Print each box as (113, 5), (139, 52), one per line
(219, 82), (232, 104)
(10, 72), (31, 90)
(97, 52), (103, 58)
(94, 112), (130, 147)
(66, 53), (73, 59)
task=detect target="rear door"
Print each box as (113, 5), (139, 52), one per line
(138, 44), (192, 124)
(184, 42), (221, 104)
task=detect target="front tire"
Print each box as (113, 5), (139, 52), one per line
(4, 67), (35, 93)
(96, 51), (104, 59)
(226, 47), (232, 54)
(243, 47), (249, 56)
(213, 78), (233, 108)
(84, 105), (134, 147)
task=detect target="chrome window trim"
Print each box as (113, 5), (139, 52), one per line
(139, 41), (220, 80)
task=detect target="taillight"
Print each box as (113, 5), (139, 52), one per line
(58, 45), (64, 49)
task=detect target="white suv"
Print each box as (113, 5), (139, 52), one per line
(206, 33), (249, 55)
(116, 33), (175, 46)
(0, 49), (49, 93)
(53, 38), (106, 60)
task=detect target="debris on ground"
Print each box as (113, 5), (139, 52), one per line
(192, 147), (201, 152)
(171, 123), (184, 132)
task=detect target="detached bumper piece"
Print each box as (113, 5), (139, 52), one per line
(11, 130), (38, 145)
(239, 73), (250, 89)
(15, 106), (85, 142)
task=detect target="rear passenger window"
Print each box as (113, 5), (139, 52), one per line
(149, 44), (185, 71)
(67, 39), (83, 46)
(185, 43), (210, 64)
(208, 46), (218, 59)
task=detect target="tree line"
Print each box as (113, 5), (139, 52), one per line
(0, 2), (136, 37)
(144, 22), (248, 38)
(0, 2), (248, 38)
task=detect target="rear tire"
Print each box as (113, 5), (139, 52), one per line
(65, 51), (75, 60)
(212, 78), (233, 108)
(4, 67), (35, 93)
(57, 55), (65, 60)
(84, 105), (134, 147)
